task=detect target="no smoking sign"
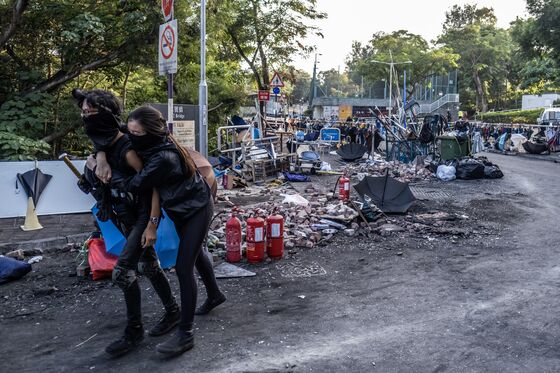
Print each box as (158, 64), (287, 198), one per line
(158, 20), (178, 75)
(161, 25), (175, 59)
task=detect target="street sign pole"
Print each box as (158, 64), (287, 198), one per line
(167, 73), (173, 133)
(161, 0), (175, 133)
(199, 0), (208, 157)
(270, 75), (284, 121)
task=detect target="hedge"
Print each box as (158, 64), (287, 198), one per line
(478, 108), (543, 124)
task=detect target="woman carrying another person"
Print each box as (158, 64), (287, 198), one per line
(97, 105), (226, 357)
(73, 89), (179, 357)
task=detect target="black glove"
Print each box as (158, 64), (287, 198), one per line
(77, 176), (92, 194)
(95, 199), (113, 222)
(94, 186), (113, 222)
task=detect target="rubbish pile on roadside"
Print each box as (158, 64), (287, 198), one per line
(211, 183), (360, 257)
(436, 156), (503, 182)
(344, 159), (435, 183)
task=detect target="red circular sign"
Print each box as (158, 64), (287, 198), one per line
(162, 0), (173, 20)
(160, 25), (175, 59)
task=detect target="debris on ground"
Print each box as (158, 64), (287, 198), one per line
(27, 256), (43, 264)
(345, 159), (435, 183)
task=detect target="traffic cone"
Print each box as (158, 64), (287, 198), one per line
(20, 197), (43, 231)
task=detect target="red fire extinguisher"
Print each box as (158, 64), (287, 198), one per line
(225, 209), (242, 263)
(246, 213), (265, 263)
(338, 174), (350, 201)
(266, 212), (284, 260)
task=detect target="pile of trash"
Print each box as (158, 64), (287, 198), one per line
(345, 159), (435, 183)
(211, 184), (360, 253)
(436, 156), (503, 182)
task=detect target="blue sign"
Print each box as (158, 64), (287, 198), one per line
(320, 128), (341, 143)
(272, 87), (281, 95)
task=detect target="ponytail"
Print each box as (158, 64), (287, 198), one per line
(168, 134), (196, 179)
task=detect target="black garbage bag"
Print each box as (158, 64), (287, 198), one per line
(456, 158), (485, 180)
(484, 166), (504, 179)
(522, 141), (549, 154)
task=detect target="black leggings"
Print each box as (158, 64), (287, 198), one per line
(174, 201), (220, 330)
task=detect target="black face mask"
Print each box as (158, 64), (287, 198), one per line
(128, 132), (166, 151)
(83, 111), (121, 150)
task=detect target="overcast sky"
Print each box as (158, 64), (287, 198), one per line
(292, 0), (529, 74)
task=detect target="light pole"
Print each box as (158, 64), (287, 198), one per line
(199, 0), (208, 157)
(308, 53), (321, 115)
(371, 50), (412, 118)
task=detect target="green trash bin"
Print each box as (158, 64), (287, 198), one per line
(437, 136), (471, 160)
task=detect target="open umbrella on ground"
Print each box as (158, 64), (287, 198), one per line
(337, 143), (368, 162)
(353, 172), (416, 214)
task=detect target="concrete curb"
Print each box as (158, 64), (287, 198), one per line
(0, 233), (91, 254)
(485, 149), (560, 163)
(516, 153), (560, 163)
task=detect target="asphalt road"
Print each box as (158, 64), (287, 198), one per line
(1, 153), (559, 373)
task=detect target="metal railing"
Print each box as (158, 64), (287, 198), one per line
(418, 94), (459, 114)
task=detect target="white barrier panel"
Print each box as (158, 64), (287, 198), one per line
(0, 160), (95, 218)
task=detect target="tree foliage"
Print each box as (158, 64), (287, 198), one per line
(211, 0), (326, 91)
(437, 5), (511, 112)
(0, 0), (252, 159)
(347, 31), (458, 100)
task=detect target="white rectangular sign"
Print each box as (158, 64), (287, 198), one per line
(173, 120), (196, 149)
(158, 19), (178, 76)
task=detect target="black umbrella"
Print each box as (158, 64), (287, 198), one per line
(337, 143), (367, 162)
(17, 167), (53, 206)
(353, 173), (416, 213)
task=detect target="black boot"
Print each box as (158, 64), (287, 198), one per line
(105, 324), (144, 358)
(149, 307), (180, 337)
(195, 292), (226, 315)
(156, 328), (194, 357)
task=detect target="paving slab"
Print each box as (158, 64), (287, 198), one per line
(0, 213), (95, 253)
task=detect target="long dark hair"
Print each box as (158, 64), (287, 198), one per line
(128, 105), (196, 179)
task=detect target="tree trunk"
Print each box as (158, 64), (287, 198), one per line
(472, 70), (487, 112)
(41, 124), (79, 143)
(252, 0), (268, 129)
(0, 0), (29, 50)
(25, 46), (124, 95)
(121, 65), (131, 110)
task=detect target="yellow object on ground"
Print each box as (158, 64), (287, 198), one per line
(20, 197), (43, 231)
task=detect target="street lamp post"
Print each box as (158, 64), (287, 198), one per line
(371, 51), (412, 118)
(308, 53), (321, 116)
(370, 51), (411, 160)
(199, 0), (208, 157)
